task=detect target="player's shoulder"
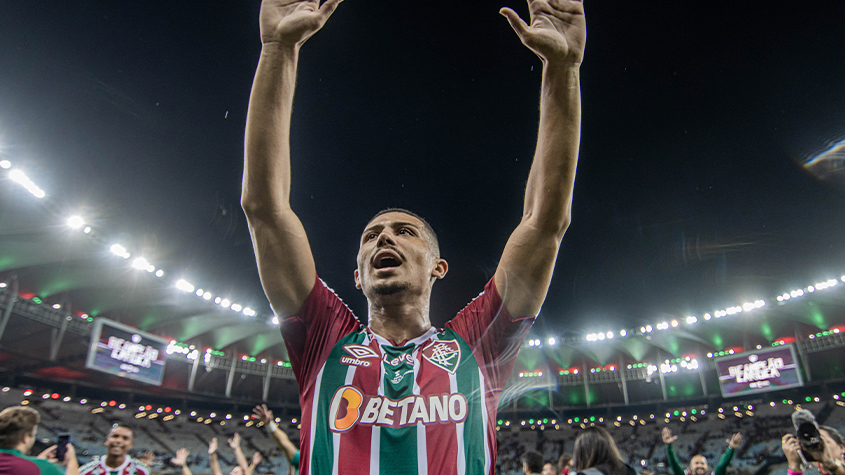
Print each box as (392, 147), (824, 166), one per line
(129, 457), (151, 474)
(78, 459), (102, 475)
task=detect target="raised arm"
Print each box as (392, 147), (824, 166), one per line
(228, 433), (250, 472)
(253, 404), (298, 462)
(496, 0), (586, 319)
(242, 0), (342, 317)
(208, 438), (223, 475)
(171, 448), (193, 475)
(662, 428), (685, 475)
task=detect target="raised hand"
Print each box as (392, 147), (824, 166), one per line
(727, 433), (743, 450)
(172, 448), (190, 467)
(259, 0), (344, 47)
(782, 434), (802, 471)
(500, 0), (586, 64)
(208, 437), (219, 455)
(253, 404), (274, 425)
(138, 451), (156, 467)
(228, 432), (242, 449)
(252, 452), (263, 465)
(662, 427), (678, 445)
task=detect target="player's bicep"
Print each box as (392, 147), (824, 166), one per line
(245, 207), (317, 318)
(494, 220), (562, 319)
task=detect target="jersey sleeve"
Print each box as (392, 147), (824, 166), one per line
(281, 275), (360, 386)
(445, 277), (534, 390)
(33, 459), (65, 475)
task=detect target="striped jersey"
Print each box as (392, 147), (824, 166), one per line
(79, 457), (150, 475)
(281, 276), (534, 475)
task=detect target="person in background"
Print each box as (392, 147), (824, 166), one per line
(662, 427), (741, 475)
(522, 451), (545, 475)
(559, 453), (574, 475)
(782, 426), (845, 475)
(573, 427), (634, 475)
(79, 425), (150, 475)
(253, 405), (299, 475)
(544, 461), (561, 475)
(0, 406), (79, 475)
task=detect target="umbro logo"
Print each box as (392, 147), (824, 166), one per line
(341, 344), (379, 367)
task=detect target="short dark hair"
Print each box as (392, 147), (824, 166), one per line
(368, 208), (440, 257)
(108, 424), (134, 440)
(573, 427), (625, 475)
(559, 453), (573, 470)
(522, 451), (545, 473)
(0, 406), (40, 449)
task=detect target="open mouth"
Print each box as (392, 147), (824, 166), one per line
(373, 250), (402, 270)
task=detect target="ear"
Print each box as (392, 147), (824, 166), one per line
(354, 269), (362, 289)
(431, 258), (448, 280)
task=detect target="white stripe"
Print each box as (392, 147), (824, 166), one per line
(478, 368), (491, 475)
(413, 345), (428, 475)
(449, 371), (465, 475)
(332, 359), (360, 475)
(370, 339), (384, 475)
(309, 363), (326, 473)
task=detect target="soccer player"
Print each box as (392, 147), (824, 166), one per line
(242, 0), (586, 473)
(662, 427), (741, 475)
(0, 406), (79, 475)
(79, 426), (150, 475)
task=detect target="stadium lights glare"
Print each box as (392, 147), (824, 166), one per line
(110, 244), (129, 258)
(8, 169), (46, 198)
(220, 299), (231, 308)
(548, 337), (556, 346)
(66, 216), (84, 229)
(83, 226), (91, 234)
(203, 292), (212, 300)
(155, 269), (164, 277)
(271, 316), (279, 325)
(131, 257), (150, 270)
(0, 160), (11, 169)
(230, 303), (242, 312)
(175, 279), (195, 293)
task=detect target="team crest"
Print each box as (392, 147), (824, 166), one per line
(343, 344), (379, 359)
(422, 339), (461, 374)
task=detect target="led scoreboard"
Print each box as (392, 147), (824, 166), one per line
(715, 345), (803, 398)
(85, 318), (168, 386)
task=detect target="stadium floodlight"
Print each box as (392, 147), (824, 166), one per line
(66, 216), (84, 229)
(686, 316), (697, 324)
(271, 316), (279, 325)
(231, 303), (242, 312)
(547, 337), (556, 346)
(110, 244), (128, 257)
(671, 320), (679, 327)
(146, 265), (155, 273)
(8, 169), (46, 198)
(220, 299), (231, 308)
(0, 283), (6, 288)
(131, 257), (149, 270)
(203, 292), (212, 300)
(155, 269), (164, 277)
(83, 226), (91, 234)
(606, 331), (614, 339)
(175, 279), (195, 293)
(645, 325), (653, 332)
(0, 160), (10, 169)
(214, 297), (222, 304)
(620, 329), (627, 337)
(52, 303), (61, 309)
(196, 289), (204, 296)
(243, 307), (255, 316)
(597, 333), (605, 341)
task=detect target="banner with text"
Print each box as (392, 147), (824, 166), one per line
(85, 318), (168, 386)
(715, 345), (803, 398)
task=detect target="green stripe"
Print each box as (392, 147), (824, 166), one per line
(445, 329), (486, 475)
(379, 343), (418, 475)
(312, 331), (367, 475)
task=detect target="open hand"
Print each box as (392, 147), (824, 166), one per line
(253, 404), (274, 425)
(259, 0), (343, 47)
(172, 448), (189, 467)
(208, 437), (219, 455)
(662, 427), (678, 445)
(500, 0), (586, 65)
(252, 452), (263, 466)
(228, 432), (242, 449)
(728, 433), (743, 450)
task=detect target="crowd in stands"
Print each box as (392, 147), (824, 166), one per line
(2, 386), (845, 475)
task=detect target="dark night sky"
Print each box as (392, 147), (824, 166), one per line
(1, 1), (844, 340)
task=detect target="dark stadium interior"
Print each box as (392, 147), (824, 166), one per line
(1, 0), (845, 474)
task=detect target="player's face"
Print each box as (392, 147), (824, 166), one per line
(355, 212), (446, 300)
(690, 455), (708, 475)
(105, 427), (133, 456)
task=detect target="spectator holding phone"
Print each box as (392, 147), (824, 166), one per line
(0, 405), (79, 475)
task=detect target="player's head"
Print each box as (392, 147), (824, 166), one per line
(521, 451), (544, 474)
(0, 406), (40, 452)
(355, 209), (447, 301)
(689, 455), (709, 475)
(105, 425), (134, 456)
(573, 427), (624, 474)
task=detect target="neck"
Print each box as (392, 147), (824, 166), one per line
(105, 454), (126, 468)
(13, 441), (28, 454)
(367, 291), (432, 344)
